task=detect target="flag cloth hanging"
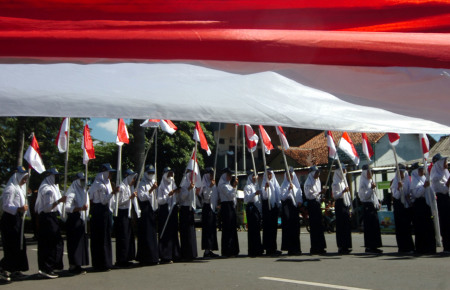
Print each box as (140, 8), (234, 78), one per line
(388, 133), (400, 146)
(338, 132), (360, 165)
(258, 125), (274, 154)
(24, 135), (46, 174)
(160, 120), (178, 134)
(419, 133), (430, 160)
(140, 119), (161, 128)
(55, 117), (69, 153)
(186, 148), (202, 187)
(244, 124), (259, 152)
(193, 121), (211, 156)
(82, 124), (95, 165)
(361, 133), (374, 161)
(325, 131), (337, 159)
(276, 126), (289, 150)
(116, 118), (129, 146)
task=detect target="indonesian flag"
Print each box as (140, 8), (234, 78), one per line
(116, 118), (129, 146)
(361, 133), (374, 161)
(193, 121), (211, 156)
(325, 131), (337, 159)
(244, 124), (259, 153)
(140, 119), (161, 128)
(55, 117), (69, 153)
(82, 124), (96, 165)
(24, 135), (46, 174)
(276, 126), (289, 150)
(419, 133), (430, 160)
(388, 133), (400, 146)
(338, 132), (360, 165)
(258, 125), (274, 154)
(186, 148), (202, 187)
(159, 120), (178, 134)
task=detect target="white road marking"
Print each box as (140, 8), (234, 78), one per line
(259, 277), (372, 290)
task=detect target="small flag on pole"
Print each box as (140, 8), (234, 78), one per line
(140, 119), (161, 128)
(419, 133), (430, 160)
(186, 148), (202, 187)
(276, 126), (290, 150)
(361, 133), (374, 161)
(193, 121), (211, 156)
(258, 125), (274, 154)
(244, 124), (259, 152)
(24, 135), (46, 174)
(388, 133), (400, 146)
(55, 117), (69, 153)
(116, 118), (130, 146)
(325, 131), (337, 159)
(82, 124), (96, 165)
(140, 119), (178, 134)
(338, 132), (360, 165)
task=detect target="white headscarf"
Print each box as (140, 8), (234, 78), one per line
(116, 173), (140, 218)
(159, 171), (177, 211)
(218, 172), (229, 188)
(281, 172), (300, 206)
(36, 174), (62, 214)
(304, 170), (321, 201)
(3, 172), (29, 214)
(262, 170), (281, 208)
(179, 171), (201, 209)
(430, 158), (449, 193)
(245, 173), (262, 213)
(65, 176), (89, 221)
(332, 169), (351, 207)
(391, 169), (411, 207)
(201, 173), (218, 210)
(89, 171), (113, 195)
(139, 172), (158, 211)
(359, 169), (379, 209)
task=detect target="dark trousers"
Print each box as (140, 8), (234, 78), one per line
(246, 203), (263, 257)
(0, 212), (29, 272)
(158, 204), (180, 261)
(335, 199), (352, 250)
(113, 208), (136, 265)
(220, 201), (239, 257)
(66, 212), (89, 267)
(136, 201), (159, 264)
(179, 206), (198, 260)
(90, 203), (113, 270)
(436, 193), (450, 251)
(38, 212), (64, 272)
(201, 204), (218, 251)
(307, 199), (326, 252)
(281, 200), (301, 254)
(412, 197), (436, 254)
(262, 199), (279, 254)
(393, 198), (415, 252)
(362, 202), (382, 249)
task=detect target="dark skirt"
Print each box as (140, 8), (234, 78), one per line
(220, 201), (239, 257)
(280, 200), (301, 253)
(436, 193), (450, 252)
(179, 206), (198, 260)
(335, 199), (352, 250)
(306, 199), (327, 252)
(158, 204), (181, 261)
(0, 212), (29, 272)
(66, 212), (89, 267)
(362, 202), (382, 249)
(262, 199), (279, 254)
(201, 203), (218, 251)
(412, 197), (436, 254)
(393, 198), (415, 252)
(38, 212), (64, 272)
(113, 208), (136, 265)
(246, 203), (263, 257)
(90, 203), (113, 270)
(136, 200), (159, 264)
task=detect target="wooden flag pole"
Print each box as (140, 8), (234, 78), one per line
(61, 117), (70, 221)
(84, 161), (89, 233)
(234, 124), (238, 177)
(153, 129), (158, 208)
(20, 132), (34, 250)
(213, 122), (221, 182)
(277, 131), (296, 204)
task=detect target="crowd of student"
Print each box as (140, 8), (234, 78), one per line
(0, 153), (448, 282)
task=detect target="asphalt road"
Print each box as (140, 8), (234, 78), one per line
(1, 230), (449, 290)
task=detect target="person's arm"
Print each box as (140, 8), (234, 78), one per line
(244, 185), (256, 203)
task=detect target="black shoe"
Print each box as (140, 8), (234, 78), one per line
(38, 270), (58, 279)
(365, 248), (383, 254)
(69, 267), (87, 275)
(288, 251), (302, 256)
(310, 249), (326, 255)
(0, 271), (11, 282)
(338, 248), (351, 255)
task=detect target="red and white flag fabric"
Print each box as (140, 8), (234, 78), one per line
(258, 125), (274, 154)
(276, 126), (289, 150)
(186, 148), (202, 187)
(140, 119), (161, 128)
(24, 135), (46, 174)
(193, 121), (211, 156)
(338, 132), (360, 165)
(419, 133), (430, 160)
(116, 118), (129, 146)
(361, 133), (374, 161)
(325, 131), (337, 159)
(55, 117), (69, 153)
(244, 124), (259, 153)
(82, 124), (96, 165)
(388, 133), (400, 146)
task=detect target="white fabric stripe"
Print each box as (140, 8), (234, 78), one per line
(259, 277), (372, 290)
(0, 62), (449, 133)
